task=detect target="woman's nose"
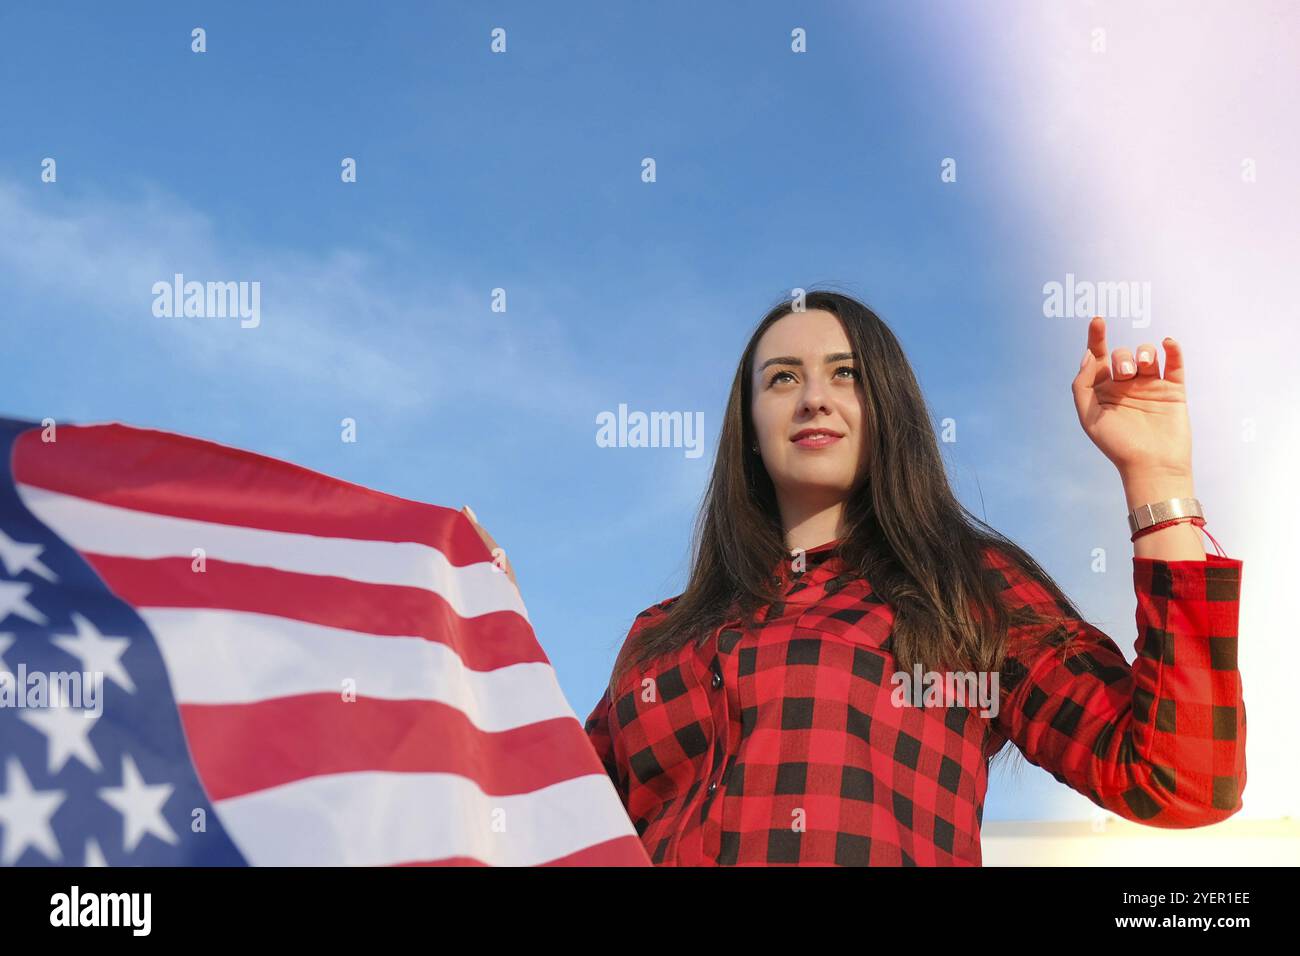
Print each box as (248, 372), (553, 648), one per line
(799, 379), (831, 414)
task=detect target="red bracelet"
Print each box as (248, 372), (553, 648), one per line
(1131, 515), (1200, 541)
(1131, 515), (1227, 557)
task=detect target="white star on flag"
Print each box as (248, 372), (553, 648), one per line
(98, 754), (178, 853)
(18, 688), (103, 774)
(0, 580), (46, 626)
(0, 758), (66, 864)
(83, 837), (108, 867)
(52, 612), (134, 693)
(0, 529), (58, 583)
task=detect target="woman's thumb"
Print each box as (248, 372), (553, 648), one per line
(461, 504), (490, 548)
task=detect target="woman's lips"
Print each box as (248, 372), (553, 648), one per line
(793, 433), (843, 448)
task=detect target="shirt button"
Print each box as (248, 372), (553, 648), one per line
(708, 780), (718, 794)
(711, 668), (722, 689)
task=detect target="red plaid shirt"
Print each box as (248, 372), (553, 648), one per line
(583, 538), (1245, 865)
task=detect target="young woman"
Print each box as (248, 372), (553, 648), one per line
(468, 290), (1245, 866)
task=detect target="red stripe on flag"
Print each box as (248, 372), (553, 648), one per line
(82, 554), (545, 671)
(13, 424), (488, 563)
(178, 696), (599, 801)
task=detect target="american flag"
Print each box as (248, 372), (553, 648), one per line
(0, 418), (649, 866)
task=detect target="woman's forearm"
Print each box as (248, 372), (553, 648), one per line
(1120, 468), (1207, 561)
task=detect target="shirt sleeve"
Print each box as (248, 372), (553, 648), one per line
(581, 596), (679, 806)
(583, 688), (624, 802)
(985, 547), (1246, 827)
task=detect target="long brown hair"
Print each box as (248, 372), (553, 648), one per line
(607, 290), (1086, 727)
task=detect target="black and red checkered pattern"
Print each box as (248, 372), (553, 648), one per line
(584, 539), (1245, 865)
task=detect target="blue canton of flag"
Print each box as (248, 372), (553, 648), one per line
(0, 419), (245, 865)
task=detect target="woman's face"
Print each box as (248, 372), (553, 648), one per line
(750, 309), (871, 507)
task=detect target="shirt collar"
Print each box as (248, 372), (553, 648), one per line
(802, 538), (841, 560)
(772, 537), (844, 584)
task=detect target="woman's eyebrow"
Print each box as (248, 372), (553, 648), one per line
(757, 351), (856, 372)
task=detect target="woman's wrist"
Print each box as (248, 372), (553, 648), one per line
(1118, 466), (1195, 512)
(1118, 467), (1206, 561)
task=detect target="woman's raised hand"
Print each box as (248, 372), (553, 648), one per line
(1070, 315), (1194, 483)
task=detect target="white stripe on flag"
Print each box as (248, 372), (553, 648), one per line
(139, 608), (573, 729)
(17, 484), (527, 622)
(214, 770), (635, 866)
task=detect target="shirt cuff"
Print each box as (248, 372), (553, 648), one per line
(1132, 552), (1243, 601)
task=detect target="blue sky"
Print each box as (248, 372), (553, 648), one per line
(4, 1), (1290, 822)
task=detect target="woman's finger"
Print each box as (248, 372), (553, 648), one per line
(1134, 342), (1159, 377)
(461, 505), (517, 587)
(1111, 347), (1136, 381)
(461, 504), (495, 550)
(1087, 315), (1109, 359)
(1162, 337), (1187, 385)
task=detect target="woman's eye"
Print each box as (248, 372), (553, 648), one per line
(768, 367), (857, 387)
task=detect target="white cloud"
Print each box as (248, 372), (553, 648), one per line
(0, 180), (604, 421)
